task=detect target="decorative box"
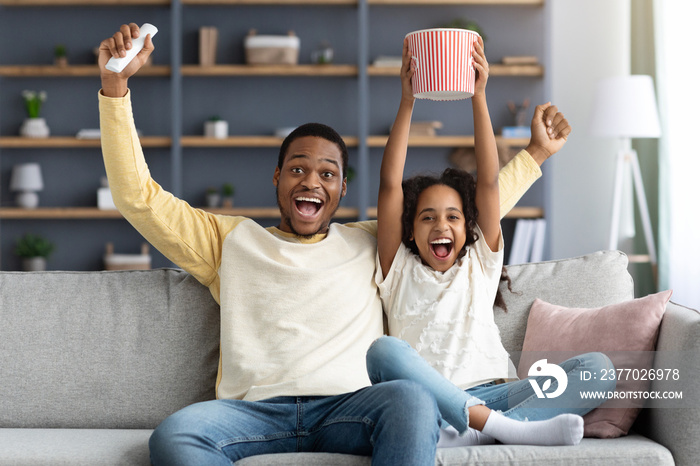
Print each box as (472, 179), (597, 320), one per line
(103, 243), (152, 271)
(245, 30), (300, 65)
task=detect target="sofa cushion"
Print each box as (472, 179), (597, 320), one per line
(496, 250), (635, 366)
(0, 269), (220, 429)
(517, 290), (672, 438)
(232, 435), (673, 466)
(0, 429), (152, 466)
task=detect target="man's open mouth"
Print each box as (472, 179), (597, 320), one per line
(430, 238), (453, 259)
(295, 196), (324, 217)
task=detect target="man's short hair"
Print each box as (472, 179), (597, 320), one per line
(278, 123), (349, 179)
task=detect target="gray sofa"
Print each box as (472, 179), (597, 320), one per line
(1, 250), (697, 465)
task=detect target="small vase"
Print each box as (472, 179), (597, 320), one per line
(22, 257), (47, 272)
(20, 118), (50, 138)
(206, 193), (221, 208)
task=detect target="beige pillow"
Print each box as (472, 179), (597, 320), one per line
(517, 290), (672, 438)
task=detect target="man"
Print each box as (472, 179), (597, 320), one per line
(98, 24), (570, 465)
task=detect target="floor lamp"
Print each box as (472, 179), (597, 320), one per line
(589, 75), (661, 281)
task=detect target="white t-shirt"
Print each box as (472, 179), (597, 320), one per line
(376, 226), (511, 389)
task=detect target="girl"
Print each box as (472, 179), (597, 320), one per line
(367, 36), (615, 447)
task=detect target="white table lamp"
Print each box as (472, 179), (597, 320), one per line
(589, 75), (661, 279)
(10, 163), (44, 209)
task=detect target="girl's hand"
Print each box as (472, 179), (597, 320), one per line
(472, 36), (489, 97)
(400, 38), (416, 103)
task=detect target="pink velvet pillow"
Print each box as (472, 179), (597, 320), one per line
(517, 290), (672, 438)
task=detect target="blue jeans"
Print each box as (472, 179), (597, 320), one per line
(366, 336), (616, 433)
(149, 380), (440, 465)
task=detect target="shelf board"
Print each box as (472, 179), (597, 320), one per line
(0, 63), (540, 78)
(181, 64), (358, 77)
(367, 135), (530, 148)
(368, 64), (543, 77)
(180, 135), (359, 147)
(361, 206), (543, 219)
(0, 136), (527, 149)
(0, 205), (542, 220)
(0, 206), (361, 220)
(0, 65), (170, 77)
(0, 0), (170, 4)
(183, 0), (356, 4)
(0, 136), (171, 148)
(368, 0), (543, 4)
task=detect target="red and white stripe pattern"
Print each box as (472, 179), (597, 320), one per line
(406, 28), (479, 101)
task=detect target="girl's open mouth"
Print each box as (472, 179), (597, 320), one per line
(430, 238), (453, 259)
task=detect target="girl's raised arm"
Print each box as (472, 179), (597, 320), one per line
(471, 36), (501, 251)
(377, 39), (415, 278)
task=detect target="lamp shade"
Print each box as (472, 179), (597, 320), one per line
(589, 75), (661, 138)
(10, 163), (44, 192)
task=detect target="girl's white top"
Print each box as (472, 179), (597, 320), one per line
(376, 225), (512, 389)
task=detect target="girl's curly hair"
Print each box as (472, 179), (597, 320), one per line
(401, 168), (478, 258)
(400, 167), (513, 311)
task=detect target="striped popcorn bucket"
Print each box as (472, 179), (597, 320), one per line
(405, 28), (480, 101)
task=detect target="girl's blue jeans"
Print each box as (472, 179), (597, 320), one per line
(366, 336), (616, 433)
(149, 379), (440, 465)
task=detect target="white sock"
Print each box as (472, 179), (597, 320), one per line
(481, 411), (584, 446)
(437, 425), (495, 448)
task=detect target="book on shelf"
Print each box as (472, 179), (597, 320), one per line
(501, 55), (539, 65)
(199, 26), (219, 67)
(508, 218), (546, 265)
(372, 56), (402, 67)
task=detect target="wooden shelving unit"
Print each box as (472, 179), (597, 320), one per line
(0, 0), (547, 269)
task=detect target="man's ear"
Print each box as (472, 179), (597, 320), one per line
(341, 177), (347, 198)
(273, 166), (280, 187)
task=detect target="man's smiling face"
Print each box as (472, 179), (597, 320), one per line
(273, 136), (347, 237)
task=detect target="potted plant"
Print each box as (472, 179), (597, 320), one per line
(14, 233), (55, 271)
(204, 115), (228, 139)
(54, 44), (68, 67)
(441, 18), (487, 41)
(205, 186), (220, 207)
(20, 90), (50, 138)
(221, 183), (235, 208)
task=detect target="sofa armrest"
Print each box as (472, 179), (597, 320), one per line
(633, 301), (700, 466)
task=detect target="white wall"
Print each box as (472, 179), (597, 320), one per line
(545, 0), (630, 259)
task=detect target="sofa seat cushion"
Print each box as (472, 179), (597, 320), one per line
(233, 434), (673, 465)
(0, 430), (675, 466)
(0, 429), (152, 466)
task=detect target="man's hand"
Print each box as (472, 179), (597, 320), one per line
(98, 23), (155, 97)
(525, 102), (572, 166)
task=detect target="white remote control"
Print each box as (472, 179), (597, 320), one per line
(105, 23), (158, 73)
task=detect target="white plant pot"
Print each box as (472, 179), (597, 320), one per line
(20, 118), (50, 138)
(204, 120), (228, 139)
(22, 257), (47, 272)
(206, 193), (221, 207)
